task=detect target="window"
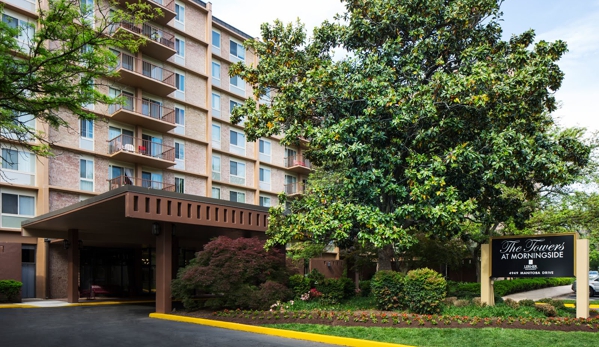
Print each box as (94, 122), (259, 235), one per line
(1, 148), (35, 185)
(80, 158), (94, 192)
(285, 148), (297, 167)
(259, 167), (271, 191)
(80, 119), (93, 150)
(174, 106), (185, 134)
(212, 61), (221, 80)
(174, 72), (185, 99)
(142, 170), (163, 190)
(229, 99), (244, 124)
(175, 38), (185, 57)
(230, 40), (245, 61)
(1, 191), (35, 228)
(174, 141), (185, 169)
(2, 12), (35, 53)
(212, 92), (221, 117)
(230, 75), (245, 94)
(259, 139), (271, 162)
(230, 191), (245, 203)
(1, 112), (35, 141)
(229, 130), (245, 155)
(230, 160), (245, 185)
(108, 126), (134, 153)
(259, 196), (271, 207)
(211, 124), (221, 149)
(285, 175), (298, 194)
(175, 176), (185, 193)
(211, 186), (221, 199)
(175, 2), (185, 28)
(212, 154), (221, 181)
(108, 165), (133, 189)
(212, 30), (221, 49)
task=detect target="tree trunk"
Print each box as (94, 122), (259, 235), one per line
(377, 244), (394, 271)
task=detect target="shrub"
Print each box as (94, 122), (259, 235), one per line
(444, 296), (458, 306)
(519, 299), (536, 307)
(472, 297), (486, 307)
(404, 268), (447, 314)
(0, 280), (22, 303)
(251, 281), (294, 310)
(371, 270), (405, 310)
(315, 277), (355, 304)
(358, 280), (371, 297)
(306, 269), (325, 288)
(172, 236), (289, 310)
(535, 303), (557, 317)
(289, 274), (310, 298)
(537, 298), (565, 310)
(454, 299), (470, 307)
(504, 298), (519, 309)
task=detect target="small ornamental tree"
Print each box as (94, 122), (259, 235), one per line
(172, 236), (290, 310)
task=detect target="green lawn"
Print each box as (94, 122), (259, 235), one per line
(265, 324), (597, 347)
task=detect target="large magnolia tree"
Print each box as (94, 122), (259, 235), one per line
(231, 0), (592, 270)
(0, 0), (158, 161)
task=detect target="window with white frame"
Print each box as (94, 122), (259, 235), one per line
(259, 167), (271, 191)
(1, 190), (35, 228)
(229, 160), (245, 185)
(211, 124), (221, 149)
(174, 71), (185, 99)
(211, 186), (221, 199)
(259, 139), (271, 162)
(80, 118), (94, 150)
(108, 164), (134, 189)
(211, 60), (221, 86)
(229, 99), (245, 124)
(285, 174), (298, 194)
(229, 129), (245, 155)
(174, 141), (185, 169)
(1, 112), (35, 141)
(174, 2), (185, 30)
(230, 39), (245, 62)
(2, 11), (35, 53)
(212, 92), (221, 117)
(1, 147), (35, 185)
(230, 75), (245, 95)
(175, 36), (185, 65)
(174, 106), (185, 134)
(175, 176), (185, 193)
(230, 190), (245, 203)
(212, 29), (221, 52)
(259, 196), (271, 207)
(80, 157), (94, 192)
(211, 154), (221, 181)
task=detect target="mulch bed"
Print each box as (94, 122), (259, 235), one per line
(177, 309), (599, 333)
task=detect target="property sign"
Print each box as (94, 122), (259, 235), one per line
(491, 234), (576, 278)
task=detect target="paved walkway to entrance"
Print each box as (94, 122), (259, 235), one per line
(502, 285), (574, 301)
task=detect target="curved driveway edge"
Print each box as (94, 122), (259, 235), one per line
(150, 313), (414, 347)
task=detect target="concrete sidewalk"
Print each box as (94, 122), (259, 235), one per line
(502, 285), (573, 301)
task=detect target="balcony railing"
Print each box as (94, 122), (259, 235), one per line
(108, 175), (175, 192)
(284, 155), (312, 169)
(115, 52), (175, 87)
(284, 182), (306, 195)
(108, 93), (175, 124)
(113, 22), (175, 50)
(107, 134), (175, 162)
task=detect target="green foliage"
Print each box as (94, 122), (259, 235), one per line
(503, 298), (519, 309)
(370, 270), (405, 310)
(172, 236), (290, 310)
(0, 279), (22, 302)
(250, 281), (294, 310)
(519, 299), (536, 307)
(404, 268), (446, 314)
(536, 298), (566, 310)
(315, 277), (355, 304)
(288, 274), (311, 298)
(231, 0), (592, 262)
(447, 277), (574, 298)
(535, 303), (557, 317)
(306, 269), (325, 288)
(0, 0), (160, 159)
(358, 280), (371, 297)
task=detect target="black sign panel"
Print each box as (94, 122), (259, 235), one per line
(491, 234), (575, 278)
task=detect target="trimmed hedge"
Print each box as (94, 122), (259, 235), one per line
(404, 268), (446, 314)
(315, 277), (355, 304)
(371, 270), (405, 310)
(289, 274), (310, 298)
(0, 280), (22, 303)
(447, 277), (574, 298)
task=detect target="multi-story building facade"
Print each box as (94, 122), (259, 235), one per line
(0, 0), (312, 301)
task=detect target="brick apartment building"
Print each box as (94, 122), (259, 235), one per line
(0, 0), (312, 309)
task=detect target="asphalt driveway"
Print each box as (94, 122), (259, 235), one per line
(0, 303), (338, 347)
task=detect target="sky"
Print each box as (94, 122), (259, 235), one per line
(212, 0), (599, 134)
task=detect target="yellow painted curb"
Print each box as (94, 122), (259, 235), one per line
(0, 304), (39, 309)
(150, 313), (414, 347)
(564, 303), (599, 309)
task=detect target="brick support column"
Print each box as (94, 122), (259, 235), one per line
(66, 229), (79, 303)
(155, 223), (173, 313)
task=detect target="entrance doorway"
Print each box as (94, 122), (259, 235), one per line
(21, 245), (35, 298)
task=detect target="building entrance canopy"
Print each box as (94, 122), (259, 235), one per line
(21, 185), (269, 313)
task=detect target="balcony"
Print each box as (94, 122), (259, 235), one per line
(107, 134), (175, 169)
(284, 155), (313, 174)
(112, 22), (176, 60)
(115, 0), (176, 26)
(108, 175), (175, 192)
(108, 93), (176, 133)
(284, 182), (306, 198)
(113, 52), (176, 96)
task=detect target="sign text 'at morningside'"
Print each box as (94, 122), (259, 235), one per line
(491, 234), (575, 278)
